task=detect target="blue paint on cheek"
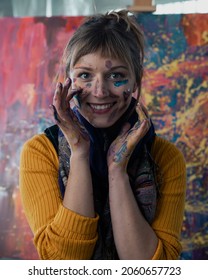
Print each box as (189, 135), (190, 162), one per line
(114, 80), (128, 87)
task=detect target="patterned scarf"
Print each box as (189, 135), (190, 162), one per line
(56, 98), (159, 259)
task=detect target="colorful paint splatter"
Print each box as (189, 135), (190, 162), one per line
(0, 14), (207, 259)
(137, 13), (208, 260)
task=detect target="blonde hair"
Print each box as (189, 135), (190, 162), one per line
(59, 10), (144, 94)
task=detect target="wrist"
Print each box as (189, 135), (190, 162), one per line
(70, 152), (90, 162)
(108, 166), (128, 179)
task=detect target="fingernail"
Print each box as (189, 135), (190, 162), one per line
(65, 77), (71, 84)
(56, 82), (62, 88)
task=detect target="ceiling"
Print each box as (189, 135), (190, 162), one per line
(0, 0), (200, 17)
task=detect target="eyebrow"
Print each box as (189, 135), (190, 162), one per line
(73, 66), (94, 70)
(109, 66), (128, 70)
(73, 65), (128, 71)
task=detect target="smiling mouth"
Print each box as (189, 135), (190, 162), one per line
(88, 102), (115, 113)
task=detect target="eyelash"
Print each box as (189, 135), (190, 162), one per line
(77, 72), (126, 81)
(108, 72), (126, 80)
(78, 72), (90, 79)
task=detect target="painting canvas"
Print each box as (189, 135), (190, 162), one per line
(0, 14), (207, 259)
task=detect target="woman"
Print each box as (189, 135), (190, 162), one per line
(19, 10), (186, 260)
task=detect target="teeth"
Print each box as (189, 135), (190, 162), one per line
(90, 103), (113, 110)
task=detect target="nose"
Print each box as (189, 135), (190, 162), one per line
(92, 78), (109, 97)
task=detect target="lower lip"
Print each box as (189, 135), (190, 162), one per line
(89, 105), (114, 115)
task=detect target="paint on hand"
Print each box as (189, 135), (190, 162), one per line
(114, 80), (128, 87)
(114, 141), (128, 163)
(51, 104), (61, 123)
(73, 94), (81, 109)
(136, 103), (147, 122)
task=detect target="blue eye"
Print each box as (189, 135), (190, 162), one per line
(78, 73), (90, 79)
(108, 72), (125, 79)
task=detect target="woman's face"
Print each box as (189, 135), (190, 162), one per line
(69, 52), (137, 128)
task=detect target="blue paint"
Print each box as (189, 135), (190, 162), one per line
(114, 80), (128, 87)
(73, 94), (81, 109)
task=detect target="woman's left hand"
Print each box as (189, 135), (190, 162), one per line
(107, 103), (151, 172)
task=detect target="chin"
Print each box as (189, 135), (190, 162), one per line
(90, 119), (116, 128)
(91, 122), (114, 128)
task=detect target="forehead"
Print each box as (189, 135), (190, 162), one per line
(72, 52), (129, 69)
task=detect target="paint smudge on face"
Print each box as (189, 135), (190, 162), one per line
(86, 83), (92, 88)
(123, 89), (131, 101)
(114, 80), (128, 87)
(105, 60), (112, 69)
(81, 90), (89, 97)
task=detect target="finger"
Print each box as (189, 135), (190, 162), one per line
(136, 102), (148, 122)
(59, 78), (71, 107)
(131, 119), (150, 143)
(124, 119), (149, 153)
(62, 78), (71, 96)
(53, 82), (62, 104)
(111, 122), (131, 148)
(50, 103), (72, 127)
(139, 102), (149, 119)
(119, 122), (131, 137)
(113, 141), (129, 164)
(70, 88), (83, 108)
(53, 106), (89, 145)
(53, 81), (73, 121)
(49, 104), (61, 123)
(66, 86), (82, 101)
(53, 81), (70, 111)
(52, 90), (83, 131)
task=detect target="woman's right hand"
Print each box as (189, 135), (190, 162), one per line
(51, 78), (90, 158)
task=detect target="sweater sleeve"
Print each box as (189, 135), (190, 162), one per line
(150, 136), (187, 260)
(19, 133), (98, 260)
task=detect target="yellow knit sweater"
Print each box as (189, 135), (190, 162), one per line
(19, 134), (186, 260)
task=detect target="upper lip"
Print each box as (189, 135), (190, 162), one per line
(88, 102), (115, 105)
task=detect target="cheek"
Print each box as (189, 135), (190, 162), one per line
(110, 79), (133, 100)
(71, 77), (82, 89)
(71, 79), (92, 101)
(70, 70), (85, 89)
(81, 80), (99, 96)
(111, 85), (132, 103)
(122, 89), (131, 102)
